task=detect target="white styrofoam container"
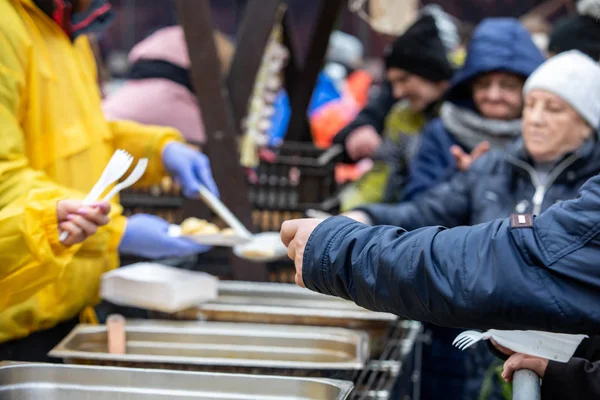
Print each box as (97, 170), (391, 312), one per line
(101, 263), (218, 313)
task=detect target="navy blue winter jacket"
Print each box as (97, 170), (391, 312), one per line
(303, 145), (600, 333)
(402, 18), (545, 201)
(360, 138), (600, 231)
(357, 139), (600, 399)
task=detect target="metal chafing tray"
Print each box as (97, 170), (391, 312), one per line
(0, 362), (353, 399)
(49, 321), (369, 381)
(168, 282), (398, 356)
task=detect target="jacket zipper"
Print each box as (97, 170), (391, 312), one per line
(507, 152), (580, 215)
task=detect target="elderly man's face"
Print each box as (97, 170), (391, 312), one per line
(523, 90), (593, 162)
(471, 72), (525, 120)
(387, 68), (449, 112)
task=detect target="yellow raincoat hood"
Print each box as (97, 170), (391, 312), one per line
(0, 0), (182, 342)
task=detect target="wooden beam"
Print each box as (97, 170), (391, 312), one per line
(177, 0), (267, 281)
(282, 11), (301, 100)
(227, 0), (283, 127)
(285, 0), (346, 142)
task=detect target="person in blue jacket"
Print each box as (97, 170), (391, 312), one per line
(281, 167), (600, 334)
(281, 50), (600, 398)
(343, 18), (545, 399)
(401, 18), (546, 201)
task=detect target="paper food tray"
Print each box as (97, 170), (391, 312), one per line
(101, 263), (218, 313)
(168, 224), (251, 247)
(233, 232), (288, 262)
(488, 329), (588, 362)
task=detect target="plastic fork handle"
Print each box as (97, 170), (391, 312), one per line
(102, 184), (124, 203)
(59, 230), (69, 242)
(102, 159), (148, 202)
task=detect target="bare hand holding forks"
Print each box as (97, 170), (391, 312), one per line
(59, 150), (147, 243)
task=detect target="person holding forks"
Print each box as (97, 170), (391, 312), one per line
(0, 0), (218, 361)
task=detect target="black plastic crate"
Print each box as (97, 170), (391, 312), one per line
(248, 143), (343, 212)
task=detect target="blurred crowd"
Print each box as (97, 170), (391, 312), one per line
(1, 0), (600, 399)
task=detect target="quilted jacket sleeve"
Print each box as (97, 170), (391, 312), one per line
(302, 175), (600, 333)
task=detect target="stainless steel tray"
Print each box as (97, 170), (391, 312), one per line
(50, 321), (369, 380)
(0, 362), (353, 399)
(169, 282), (397, 357)
(212, 281), (396, 314)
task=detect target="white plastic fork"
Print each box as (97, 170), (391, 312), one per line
(59, 150), (134, 242)
(102, 158), (148, 202)
(452, 330), (492, 351)
(84, 149), (134, 204)
(453, 329), (587, 362)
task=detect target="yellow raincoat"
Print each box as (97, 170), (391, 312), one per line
(0, 0), (182, 343)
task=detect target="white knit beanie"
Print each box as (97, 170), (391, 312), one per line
(523, 50), (600, 128)
(577, 0), (600, 19)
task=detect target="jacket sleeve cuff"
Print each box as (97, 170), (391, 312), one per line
(544, 359), (567, 381)
(353, 205), (379, 225)
(302, 216), (360, 295)
(333, 124), (376, 164)
(156, 133), (182, 176)
(354, 204), (390, 226)
(159, 137), (180, 159)
(41, 199), (71, 256)
(541, 360), (568, 397)
(332, 126), (354, 163)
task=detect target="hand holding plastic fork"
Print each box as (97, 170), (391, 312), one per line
(59, 150), (148, 243)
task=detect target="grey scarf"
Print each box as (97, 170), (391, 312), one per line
(440, 102), (522, 151)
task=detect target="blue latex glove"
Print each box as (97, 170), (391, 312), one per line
(119, 214), (209, 259)
(162, 142), (219, 198)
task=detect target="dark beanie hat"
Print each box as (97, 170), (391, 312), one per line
(384, 11), (456, 82)
(549, 15), (600, 61)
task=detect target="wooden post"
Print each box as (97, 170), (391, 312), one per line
(177, 0), (267, 281)
(282, 11), (301, 100)
(227, 0), (283, 127)
(285, 0), (346, 142)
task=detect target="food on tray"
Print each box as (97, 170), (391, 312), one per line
(160, 176), (173, 193)
(234, 232), (287, 261)
(241, 247), (276, 259)
(180, 218), (238, 237)
(180, 218), (221, 236)
(221, 228), (236, 236)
